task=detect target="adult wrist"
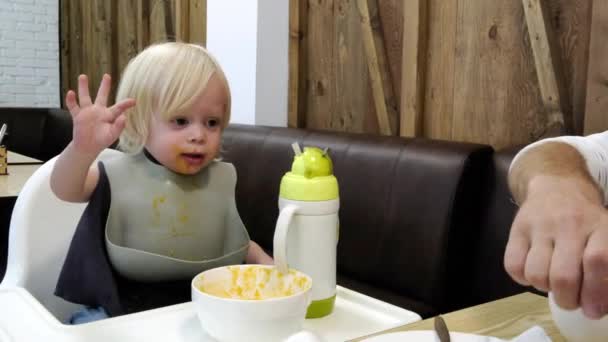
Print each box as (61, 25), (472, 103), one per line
(527, 174), (603, 205)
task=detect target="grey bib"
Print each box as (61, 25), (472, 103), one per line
(103, 153), (249, 282)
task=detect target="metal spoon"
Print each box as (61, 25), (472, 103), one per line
(434, 315), (451, 342)
(0, 123), (7, 146)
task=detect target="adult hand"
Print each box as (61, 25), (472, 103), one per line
(66, 74), (135, 155)
(505, 175), (608, 319)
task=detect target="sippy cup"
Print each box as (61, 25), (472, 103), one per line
(273, 143), (339, 318)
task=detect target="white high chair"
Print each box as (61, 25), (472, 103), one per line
(0, 149), (122, 323)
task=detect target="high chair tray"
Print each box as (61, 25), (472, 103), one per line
(0, 286), (421, 342)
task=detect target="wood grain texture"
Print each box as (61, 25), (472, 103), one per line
(93, 0), (113, 99)
(175, 0), (189, 42)
(453, 0), (543, 148)
(59, 0), (71, 106)
(335, 0), (371, 134)
(584, 0), (608, 134)
(117, 0), (139, 80)
(377, 0), (403, 113)
(67, 0), (83, 95)
(423, 0), (457, 141)
(61, 0), (206, 109)
(373, 0), (402, 135)
(291, 0), (592, 146)
(523, 0), (570, 133)
(137, 0), (150, 50)
(189, 0), (207, 45)
(306, 0), (335, 131)
(400, 0), (427, 137)
(548, 0), (592, 135)
(149, 0), (173, 43)
(357, 0), (397, 135)
(350, 293), (565, 341)
(288, 0), (307, 128)
(81, 0), (95, 89)
(0, 147), (6, 175)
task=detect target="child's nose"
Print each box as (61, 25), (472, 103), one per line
(188, 125), (207, 143)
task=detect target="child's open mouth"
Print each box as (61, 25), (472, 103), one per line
(181, 153), (205, 166)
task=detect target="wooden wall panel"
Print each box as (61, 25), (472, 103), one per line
(60, 0), (81, 102)
(306, 0), (336, 131)
(400, 0), (427, 137)
(137, 0), (150, 51)
(334, 0), (369, 133)
(117, 1), (139, 76)
(378, 0), (403, 107)
(357, 0), (396, 135)
(304, 0), (401, 134)
(60, 0), (206, 108)
(524, 0), (570, 135)
(584, 0), (608, 134)
(370, 1), (402, 135)
(189, 0), (207, 46)
(91, 0), (113, 98)
(452, 0), (544, 148)
(423, 0), (457, 141)
(448, 0), (591, 145)
(548, 0), (592, 134)
(176, 0), (188, 42)
(288, 0), (307, 128)
(149, 0), (174, 43)
(291, 0), (595, 147)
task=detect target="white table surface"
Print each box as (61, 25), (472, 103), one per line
(0, 286), (421, 342)
(0, 163), (41, 198)
(7, 151), (42, 164)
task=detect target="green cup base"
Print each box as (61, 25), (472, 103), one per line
(306, 294), (336, 318)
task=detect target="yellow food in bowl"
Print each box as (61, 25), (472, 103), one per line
(195, 265), (311, 300)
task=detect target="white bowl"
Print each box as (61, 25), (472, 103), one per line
(191, 264), (312, 342)
(549, 292), (608, 342)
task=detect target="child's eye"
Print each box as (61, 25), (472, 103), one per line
(206, 118), (221, 128)
(172, 117), (189, 126)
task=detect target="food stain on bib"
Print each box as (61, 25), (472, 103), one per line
(151, 195), (167, 225)
(177, 202), (189, 224)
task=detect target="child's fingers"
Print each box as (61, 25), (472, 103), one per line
(110, 114), (127, 138)
(78, 74), (92, 107)
(65, 90), (80, 117)
(108, 98), (136, 120)
(94, 74), (111, 107)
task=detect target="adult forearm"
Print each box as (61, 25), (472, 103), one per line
(508, 142), (602, 205)
(50, 142), (98, 202)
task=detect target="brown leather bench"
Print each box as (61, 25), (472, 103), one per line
(221, 124), (526, 317)
(0, 108), (537, 318)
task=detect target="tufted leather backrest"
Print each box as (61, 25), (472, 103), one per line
(221, 124), (493, 314)
(469, 146), (541, 306)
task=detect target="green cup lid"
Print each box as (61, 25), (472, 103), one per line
(280, 144), (339, 201)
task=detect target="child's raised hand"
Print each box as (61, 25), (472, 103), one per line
(66, 74), (135, 154)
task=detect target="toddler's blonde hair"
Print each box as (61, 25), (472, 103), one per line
(115, 42), (231, 153)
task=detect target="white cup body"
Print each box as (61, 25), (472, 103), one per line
(549, 292), (608, 342)
(276, 198), (339, 303)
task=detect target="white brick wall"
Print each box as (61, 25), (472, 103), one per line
(0, 0), (59, 107)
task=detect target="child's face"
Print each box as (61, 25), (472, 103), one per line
(145, 75), (228, 175)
